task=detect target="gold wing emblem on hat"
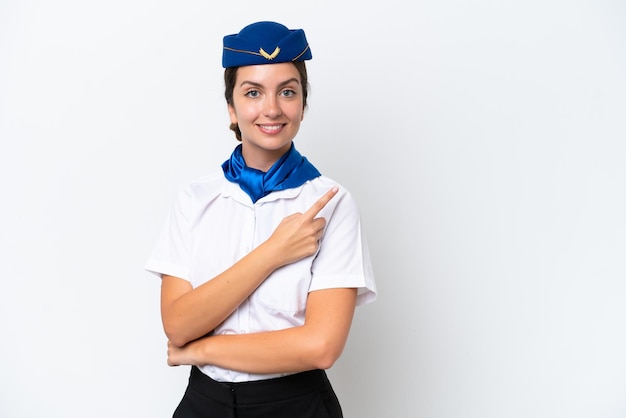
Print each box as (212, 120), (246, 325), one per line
(259, 47), (280, 60)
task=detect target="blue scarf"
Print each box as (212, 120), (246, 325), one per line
(222, 143), (321, 203)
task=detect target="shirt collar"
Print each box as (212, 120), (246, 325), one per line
(221, 178), (306, 206)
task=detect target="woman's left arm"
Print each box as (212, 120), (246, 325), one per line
(167, 287), (358, 373)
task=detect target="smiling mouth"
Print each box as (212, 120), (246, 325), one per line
(258, 124), (284, 133)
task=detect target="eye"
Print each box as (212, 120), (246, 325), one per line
(245, 90), (260, 98)
(280, 89), (296, 98)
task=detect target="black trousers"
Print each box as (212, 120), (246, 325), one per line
(173, 366), (343, 418)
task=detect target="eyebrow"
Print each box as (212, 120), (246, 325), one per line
(239, 77), (301, 88)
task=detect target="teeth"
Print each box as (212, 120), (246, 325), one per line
(260, 125), (281, 131)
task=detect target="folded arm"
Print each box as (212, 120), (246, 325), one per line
(161, 241), (280, 347)
(167, 287), (358, 373)
(161, 187), (339, 347)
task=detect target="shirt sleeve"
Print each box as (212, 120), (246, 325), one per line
(144, 185), (193, 282)
(309, 190), (377, 306)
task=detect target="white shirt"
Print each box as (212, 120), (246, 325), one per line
(145, 171), (377, 382)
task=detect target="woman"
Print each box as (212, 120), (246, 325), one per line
(146, 21), (377, 417)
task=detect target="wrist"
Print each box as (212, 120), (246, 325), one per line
(255, 239), (285, 270)
(195, 335), (217, 367)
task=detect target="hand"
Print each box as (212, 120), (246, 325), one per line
(267, 187), (339, 267)
(167, 340), (200, 367)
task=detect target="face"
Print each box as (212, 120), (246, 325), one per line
(228, 62), (305, 171)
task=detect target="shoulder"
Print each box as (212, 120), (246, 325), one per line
(187, 170), (224, 189)
(307, 175), (346, 194)
(304, 176), (361, 218)
(308, 176), (357, 204)
(174, 170), (227, 205)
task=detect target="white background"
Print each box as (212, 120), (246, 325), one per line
(1, 1), (625, 417)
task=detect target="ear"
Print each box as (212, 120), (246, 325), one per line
(227, 104), (237, 125)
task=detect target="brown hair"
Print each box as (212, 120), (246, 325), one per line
(224, 61), (309, 141)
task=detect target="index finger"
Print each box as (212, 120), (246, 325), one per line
(304, 187), (339, 219)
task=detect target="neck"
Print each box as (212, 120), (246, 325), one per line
(241, 143), (292, 172)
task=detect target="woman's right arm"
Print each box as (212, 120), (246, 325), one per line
(161, 240), (281, 347)
(161, 187), (338, 347)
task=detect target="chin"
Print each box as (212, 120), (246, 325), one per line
(249, 138), (293, 152)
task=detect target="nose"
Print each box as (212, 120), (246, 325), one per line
(263, 96), (282, 118)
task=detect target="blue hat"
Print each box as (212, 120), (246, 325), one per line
(222, 21), (312, 68)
